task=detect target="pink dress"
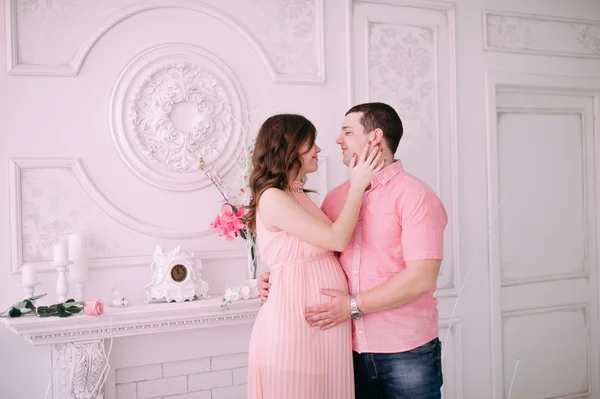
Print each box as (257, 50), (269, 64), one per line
(247, 185), (355, 399)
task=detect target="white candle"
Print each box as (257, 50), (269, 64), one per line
(53, 241), (69, 264)
(21, 264), (37, 285)
(70, 259), (88, 281)
(68, 233), (87, 261)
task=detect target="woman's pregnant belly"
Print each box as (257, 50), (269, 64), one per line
(264, 255), (348, 316)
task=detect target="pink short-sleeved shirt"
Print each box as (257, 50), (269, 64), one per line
(321, 159), (448, 353)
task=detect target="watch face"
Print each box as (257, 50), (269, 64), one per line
(350, 312), (362, 320)
(170, 264), (188, 282)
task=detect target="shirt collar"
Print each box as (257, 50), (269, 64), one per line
(371, 159), (404, 187)
(341, 159), (404, 189)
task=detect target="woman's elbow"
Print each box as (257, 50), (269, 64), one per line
(330, 238), (348, 252)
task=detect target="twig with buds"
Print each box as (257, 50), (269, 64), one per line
(442, 197), (506, 362)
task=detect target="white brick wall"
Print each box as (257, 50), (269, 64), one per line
(232, 367), (248, 385)
(115, 352), (248, 399)
(211, 353), (248, 371)
(212, 385), (247, 399)
(164, 392), (211, 399)
(116, 382), (136, 398)
(116, 364), (163, 384)
(163, 358), (211, 378)
(188, 370), (232, 391)
(138, 376), (187, 399)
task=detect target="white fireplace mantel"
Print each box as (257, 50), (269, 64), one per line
(0, 297), (261, 346)
(1, 297), (260, 399)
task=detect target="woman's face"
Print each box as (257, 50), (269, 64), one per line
(297, 140), (321, 177)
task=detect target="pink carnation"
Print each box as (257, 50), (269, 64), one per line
(210, 204), (246, 241)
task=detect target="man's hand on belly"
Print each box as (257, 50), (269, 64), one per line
(305, 289), (351, 330)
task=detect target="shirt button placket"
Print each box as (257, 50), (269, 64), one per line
(354, 225), (364, 351)
(352, 226), (361, 295)
(357, 320), (366, 350)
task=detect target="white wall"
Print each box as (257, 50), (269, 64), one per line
(1, 1), (600, 398)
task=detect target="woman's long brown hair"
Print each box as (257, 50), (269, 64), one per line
(244, 114), (316, 232)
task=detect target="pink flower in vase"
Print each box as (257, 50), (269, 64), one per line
(210, 204), (246, 241)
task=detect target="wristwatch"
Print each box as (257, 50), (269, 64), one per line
(349, 295), (363, 320)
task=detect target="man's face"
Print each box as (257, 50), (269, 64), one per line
(336, 112), (371, 166)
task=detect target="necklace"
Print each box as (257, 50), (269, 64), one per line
(289, 185), (303, 193)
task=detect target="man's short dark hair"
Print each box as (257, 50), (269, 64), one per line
(345, 102), (403, 153)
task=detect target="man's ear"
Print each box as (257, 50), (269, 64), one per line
(370, 128), (384, 145)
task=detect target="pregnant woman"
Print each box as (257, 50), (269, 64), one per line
(244, 114), (383, 399)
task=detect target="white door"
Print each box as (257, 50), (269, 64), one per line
(487, 74), (600, 399)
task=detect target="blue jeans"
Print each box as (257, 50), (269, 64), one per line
(353, 338), (443, 399)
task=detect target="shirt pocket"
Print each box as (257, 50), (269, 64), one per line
(361, 208), (401, 249)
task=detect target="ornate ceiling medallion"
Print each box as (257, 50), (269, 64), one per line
(110, 43), (248, 191)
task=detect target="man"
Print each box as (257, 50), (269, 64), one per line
(258, 102), (448, 398)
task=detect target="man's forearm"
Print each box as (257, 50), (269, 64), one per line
(356, 260), (440, 314)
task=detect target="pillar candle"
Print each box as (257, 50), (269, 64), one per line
(53, 241), (69, 263)
(68, 233), (87, 261)
(70, 259), (88, 281)
(21, 264), (37, 285)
